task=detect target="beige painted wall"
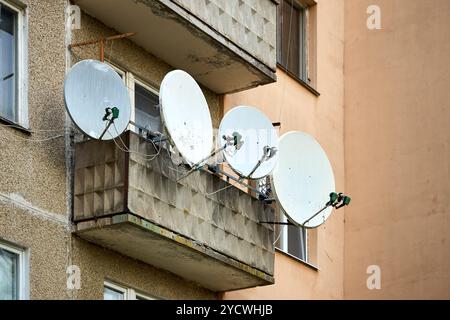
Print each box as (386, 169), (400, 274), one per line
(224, 0), (346, 299)
(344, 0), (450, 299)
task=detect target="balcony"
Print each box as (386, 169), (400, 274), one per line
(73, 131), (275, 291)
(73, 0), (277, 94)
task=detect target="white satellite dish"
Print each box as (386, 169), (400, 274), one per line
(271, 131), (336, 228)
(219, 106), (278, 180)
(159, 70), (213, 166)
(64, 59), (131, 140)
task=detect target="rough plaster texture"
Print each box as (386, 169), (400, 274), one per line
(71, 11), (223, 127)
(0, 0), (231, 299)
(223, 0), (346, 299)
(73, 132), (275, 277)
(0, 203), (69, 299)
(344, 0), (450, 299)
(0, 0), (68, 216)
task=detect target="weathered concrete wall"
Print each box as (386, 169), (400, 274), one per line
(0, 0), (67, 216)
(73, 132), (275, 277)
(223, 0), (346, 299)
(0, 0), (69, 300)
(71, 11), (223, 127)
(0, 0), (220, 300)
(172, 0), (277, 69)
(344, 0), (450, 299)
(67, 9), (223, 299)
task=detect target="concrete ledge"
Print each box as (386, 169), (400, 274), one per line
(74, 0), (277, 94)
(75, 214), (274, 292)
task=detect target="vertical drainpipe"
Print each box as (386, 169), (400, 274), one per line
(64, 0), (74, 300)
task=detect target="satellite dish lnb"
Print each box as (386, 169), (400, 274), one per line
(219, 106), (279, 180)
(271, 131), (336, 228)
(159, 70), (213, 166)
(64, 59), (131, 140)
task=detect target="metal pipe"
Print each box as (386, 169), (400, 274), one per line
(68, 32), (136, 49)
(203, 165), (268, 199)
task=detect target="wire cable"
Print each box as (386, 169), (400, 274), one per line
(273, 224), (283, 246)
(0, 126), (64, 142)
(105, 122), (161, 161)
(0, 123), (65, 133)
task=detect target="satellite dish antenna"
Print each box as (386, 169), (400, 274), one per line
(219, 106), (278, 180)
(271, 131), (336, 228)
(64, 59), (131, 140)
(159, 70), (213, 166)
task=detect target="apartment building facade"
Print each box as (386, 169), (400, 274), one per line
(0, 0), (448, 300)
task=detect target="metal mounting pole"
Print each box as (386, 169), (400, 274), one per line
(204, 165), (271, 200)
(176, 145), (228, 182)
(175, 132), (244, 183)
(68, 32), (136, 62)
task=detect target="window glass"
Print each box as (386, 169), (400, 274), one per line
(0, 3), (18, 122)
(275, 213), (308, 262)
(134, 82), (161, 134)
(104, 286), (124, 300)
(287, 224), (307, 261)
(136, 293), (154, 300)
(278, 0), (307, 81)
(0, 247), (19, 300)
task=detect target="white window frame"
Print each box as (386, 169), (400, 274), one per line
(0, 240), (29, 300)
(104, 280), (128, 300)
(132, 76), (160, 133)
(0, 0), (28, 128)
(104, 280), (156, 300)
(105, 61), (160, 134)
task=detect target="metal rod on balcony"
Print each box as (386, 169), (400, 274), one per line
(258, 221), (294, 225)
(176, 145), (228, 182)
(244, 146), (278, 180)
(259, 193), (351, 227)
(176, 132), (245, 182)
(128, 120), (167, 143)
(69, 32), (136, 62)
(204, 165), (273, 201)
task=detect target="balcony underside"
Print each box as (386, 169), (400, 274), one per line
(75, 214), (274, 292)
(74, 0), (276, 94)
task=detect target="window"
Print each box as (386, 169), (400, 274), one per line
(259, 176), (308, 262)
(107, 62), (161, 136)
(278, 214), (308, 261)
(0, 0), (26, 126)
(134, 80), (161, 134)
(104, 281), (156, 300)
(0, 241), (28, 300)
(104, 282), (126, 300)
(277, 0), (308, 82)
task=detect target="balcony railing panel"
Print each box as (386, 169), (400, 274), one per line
(73, 131), (275, 291)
